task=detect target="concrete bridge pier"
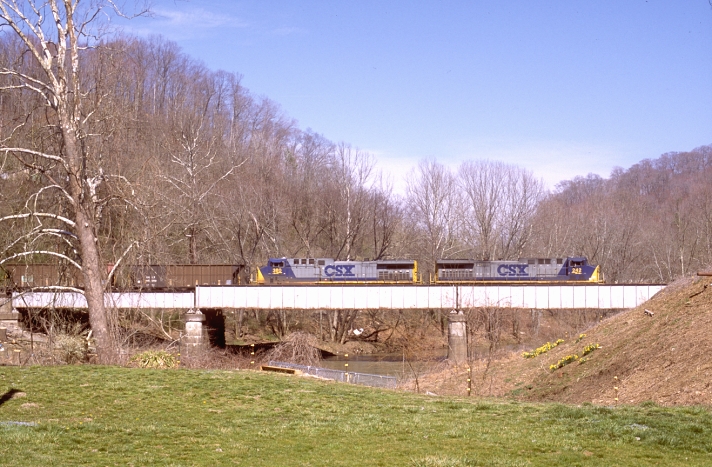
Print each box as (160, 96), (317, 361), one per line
(182, 309), (207, 355)
(447, 311), (468, 365)
(0, 295), (20, 337)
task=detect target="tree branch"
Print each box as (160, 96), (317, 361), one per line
(106, 241), (138, 291)
(1, 147), (68, 169)
(0, 212), (77, 228)
(0, 250), (82, 270)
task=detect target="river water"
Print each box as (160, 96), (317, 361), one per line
(320, 349), (447, 378)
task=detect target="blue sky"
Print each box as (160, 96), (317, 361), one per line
(117, 1), (712, 192)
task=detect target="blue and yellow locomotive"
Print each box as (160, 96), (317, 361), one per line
(435, 256), (601, 283)
(256, 258), (418, 284)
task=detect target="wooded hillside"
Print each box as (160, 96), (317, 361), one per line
(2, 33), (711, 283)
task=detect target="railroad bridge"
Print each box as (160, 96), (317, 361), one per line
(9, 283), (664, 310)
(2, 284), (664, 357)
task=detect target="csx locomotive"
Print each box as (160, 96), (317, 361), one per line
(435, 256), (601, 283)
(256, 258), (418, 284)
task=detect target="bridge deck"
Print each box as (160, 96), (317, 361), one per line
(10, 284), (665, 310)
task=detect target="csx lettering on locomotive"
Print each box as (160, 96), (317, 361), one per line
(324, 265), (356, 277)
(496, 264), (528, 276)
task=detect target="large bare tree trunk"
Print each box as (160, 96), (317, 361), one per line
(72, 185), (112, 359)
(0, 0), (146, 362)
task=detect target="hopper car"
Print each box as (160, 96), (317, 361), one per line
(0, 263), (85, 288)
(129, 264), (245, 288)
(0, 263), (246, 290)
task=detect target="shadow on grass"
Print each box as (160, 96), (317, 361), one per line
(0, 388), (22, 407)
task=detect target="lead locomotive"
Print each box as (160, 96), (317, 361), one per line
(435, 256), (601, 283)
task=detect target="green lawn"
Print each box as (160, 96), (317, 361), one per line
(0, 366), (710, 466)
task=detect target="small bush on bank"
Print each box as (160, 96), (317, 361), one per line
(522, 339), (564, 358)
(128, 350), (178, 369)
(550, 343), (602, 370)
(55, 333), (90, 364)
(264, 331), (322, 366)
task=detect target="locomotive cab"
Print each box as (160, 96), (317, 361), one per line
(563, 257), (601, 282)
(257, 257), (327, 284)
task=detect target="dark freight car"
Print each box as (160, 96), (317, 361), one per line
(130, 264), (244, 289)
(0, 263), (84, 289)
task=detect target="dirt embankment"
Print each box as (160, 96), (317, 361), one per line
(417, 275), (712, 406)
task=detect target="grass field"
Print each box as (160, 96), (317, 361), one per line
(0, 366), (710, 466)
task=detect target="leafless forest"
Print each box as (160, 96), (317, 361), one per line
(3, 33), (710, 286)
(1, 0), (711, 363)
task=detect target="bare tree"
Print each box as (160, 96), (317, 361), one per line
(326, 309), (359, 344)
(0, 0), (145, 362)
(320, 144), (375, 259)
(527, 145), (712, 283)
(459, 160), (544, 260)
(405, 159), (459, 281)
(459, 161), (504, 260)
(282, 130), (333, 257)
(368, 176), (402, 260)
(156, 66), (243, 263)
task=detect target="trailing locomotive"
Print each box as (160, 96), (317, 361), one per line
(435, 256), (601, 283)
(256, 258), (418, 284)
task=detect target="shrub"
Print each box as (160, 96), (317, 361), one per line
(522, 339), (564, 358)
(55, 334), (89, 364)
(581, 343), (601, 356)
(550, 343), (601, 370)
(128, 350), (179, 369)
(550, 354), (579, 370)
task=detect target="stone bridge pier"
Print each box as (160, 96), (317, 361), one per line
(447, 311), (468, 364)
(0, 295), (20, 340)
(182, 310), (207, 354)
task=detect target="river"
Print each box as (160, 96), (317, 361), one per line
(320, 349), (447, 378)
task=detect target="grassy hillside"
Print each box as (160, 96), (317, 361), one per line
(520, 275), (712, 405)
(418, 275), (712, 407)
(0, 365), (711, 466)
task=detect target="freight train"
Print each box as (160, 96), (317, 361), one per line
(0, 255), (601, 290)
